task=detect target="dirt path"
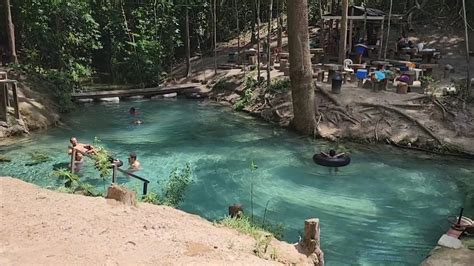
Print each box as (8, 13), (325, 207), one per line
(0, 177), (311, 265)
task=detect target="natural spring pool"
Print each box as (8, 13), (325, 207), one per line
(1, 99), (473, 265)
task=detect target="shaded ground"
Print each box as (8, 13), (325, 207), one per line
(0, 177), (312, 265)
(166, 22), (474, 156)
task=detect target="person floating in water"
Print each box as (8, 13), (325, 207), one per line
(68, 137), (96, 155)
(127, 152), (141, 172)
(321, 149), (345, 158)
(129, 107), (144, 125)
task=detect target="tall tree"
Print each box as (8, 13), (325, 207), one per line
(276, 0), (283, 50)
(267, 0), (273, 87)
(4, 0), (18, 64)
(287, 0), (316, 134)
(184, 1), (191, 77)
(338, 0), (348, 64)
(462, 0), (471, 98)
(213, 0), (217, 75)
(235, 0), (240, 64)
(256, 0), (261, 80)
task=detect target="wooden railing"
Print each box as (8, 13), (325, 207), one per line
(69, 147), (150, 195)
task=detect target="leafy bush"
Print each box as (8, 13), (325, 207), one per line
(234, 88), (254, 111)
(139, 163), (193, 208)
(266, 78), (291, 94)
(52, 168), (80, 188)
(92, 137), (112, 178)
(162, 163), (193, 207)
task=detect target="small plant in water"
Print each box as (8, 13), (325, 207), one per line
(25, 151), (51, 166)
(162, 163), (193, 207)
(52, 168), (80, 188)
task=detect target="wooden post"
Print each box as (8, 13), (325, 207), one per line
(112, 165), (117, 183)
(338, 0), (349, 64)
(11, 81), (19, 119)
(304, 218), (324, 266)
(70, 148), (76, 174)
(0, 83), (7, 122)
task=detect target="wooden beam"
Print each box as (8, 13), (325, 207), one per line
(322, 15), (385, 20)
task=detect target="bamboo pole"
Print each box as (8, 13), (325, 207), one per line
(384, 0), (393, 59)
(462, 0), (471, 97)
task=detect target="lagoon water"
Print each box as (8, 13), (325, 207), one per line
(1, 99), (473, 265)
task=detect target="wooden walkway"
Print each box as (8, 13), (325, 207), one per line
(71, 83), (200, 101)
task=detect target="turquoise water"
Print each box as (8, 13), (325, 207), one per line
(1, 99), (473, 265)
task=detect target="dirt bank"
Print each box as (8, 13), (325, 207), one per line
(0, 68), (60, 140)
(0, 177), (313, 265)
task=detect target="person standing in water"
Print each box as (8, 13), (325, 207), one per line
(128, 152), (141, 172)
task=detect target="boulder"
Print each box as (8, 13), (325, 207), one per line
(106, 184), (137, 206)
(99, 97), (120, 103)
(76, 98), (94, 103)
(163, 92), (178, 98)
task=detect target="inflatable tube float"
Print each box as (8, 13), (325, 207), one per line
(313, 153), (351, 167)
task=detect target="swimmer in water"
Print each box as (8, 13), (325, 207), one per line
(129, 107), (143, 124)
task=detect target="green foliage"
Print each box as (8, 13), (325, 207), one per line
(25, 151), (51, 166)
(139, 163), (193, 207)
(218, 215), (284, 241)
(92, 137), (112, 178)
(141, 192), (161, 204)
(162, 163), (193, 207)
(234, 88), (254, 111)
(52, 168), (80, 188)
(213, 79), (236, 91)
(265, 78), (291, 94)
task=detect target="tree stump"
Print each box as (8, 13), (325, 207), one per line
(304, 218), (324, 266)
(106, 184), (137, 206)
(228, 204), (243, 218)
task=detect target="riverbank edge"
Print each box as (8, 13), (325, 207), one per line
(204, 81), (474, 159)
(0, 176), (314, 265)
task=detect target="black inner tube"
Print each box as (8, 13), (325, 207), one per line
(313, 153), (351, 167)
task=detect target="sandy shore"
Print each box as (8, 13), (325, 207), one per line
(0, 177), (311, 265)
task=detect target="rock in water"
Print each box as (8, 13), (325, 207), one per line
(106, 184), (137, 206)
(99, 97), (120, 103)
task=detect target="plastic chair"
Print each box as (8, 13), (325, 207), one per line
(343, 59), (354, 74)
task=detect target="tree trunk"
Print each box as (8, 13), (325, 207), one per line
(267, 0), (273, 87)
(277, 0), (283, 50)
(235, 0), (240, 64)
(462, 0), (471, 98)
(384, 0), (393, 59)
(184, 3), (191, 77)
(288, 0), (316, 135)
(338, 0), (349, 64)
(257, 0), (261, 80)
(5, 0), (18, 64)
(213, 0), (217, 75)
(251, 1), (257, 44)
